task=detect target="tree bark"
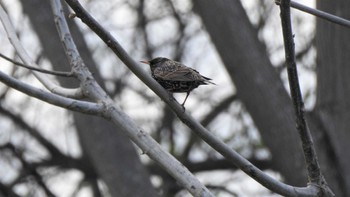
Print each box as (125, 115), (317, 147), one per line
(316, 1), (350, 196)
(20, 1), (159, 196)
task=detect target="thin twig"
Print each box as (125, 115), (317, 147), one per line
(278, 0), (334, 196)
(0, 5), (83, 98)
(275, 0), (350, 28)
(0, 70), (104, 115)
(0, 53), (74, 77)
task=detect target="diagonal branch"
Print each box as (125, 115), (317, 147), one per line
(182, 94), (237, 160)
(50, 0), (213, 196)
(64, 0), (321, 196)
(278, 0), (334, 196)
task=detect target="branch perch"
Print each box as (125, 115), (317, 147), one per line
(64, 0), (322, 196)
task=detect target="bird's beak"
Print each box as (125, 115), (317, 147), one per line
(140, 60), (150, 65)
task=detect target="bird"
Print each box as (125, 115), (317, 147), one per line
(140, 57), (215, 107)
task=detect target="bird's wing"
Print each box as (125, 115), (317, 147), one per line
(156, 66), (200, 81)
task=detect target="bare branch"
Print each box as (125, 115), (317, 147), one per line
(0, 5), (83, 98)
(278, 0), (334, 196)
(0, 52), (73, 77)
(276, 0), (350, 28)
(182, 94), (237, 160)
(0, 70), (104, 115)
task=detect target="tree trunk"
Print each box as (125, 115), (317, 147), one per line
(20, 1), (159, 196)
(316, 1), (350, 196)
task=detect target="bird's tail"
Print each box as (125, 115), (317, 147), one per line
(202, 76), (216, 85)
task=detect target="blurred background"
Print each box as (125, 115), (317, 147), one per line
(0, 0), (349, 196)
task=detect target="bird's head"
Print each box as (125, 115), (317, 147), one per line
(140, 57), (169, 69)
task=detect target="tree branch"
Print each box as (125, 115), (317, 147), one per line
(0, 52), (73, 77)
(276, 0), (350, 28)
(278, 0), (334, 196)
(182, 94), (237, 160)
(63, 0), (321, 196)
(0, 5), (83, 98)
(0, 70), (104, 115)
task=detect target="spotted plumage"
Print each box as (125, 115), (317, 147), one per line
(141, 57), (215, 106)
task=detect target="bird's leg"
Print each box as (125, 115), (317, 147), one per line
(181, 92), (191, 107)
(168, 91), (175, 102)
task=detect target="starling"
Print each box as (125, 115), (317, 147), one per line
(140, 57), (215, 106)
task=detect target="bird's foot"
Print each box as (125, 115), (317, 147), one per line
(168, 92), (176, 102)
(180, 103), (186, 112)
